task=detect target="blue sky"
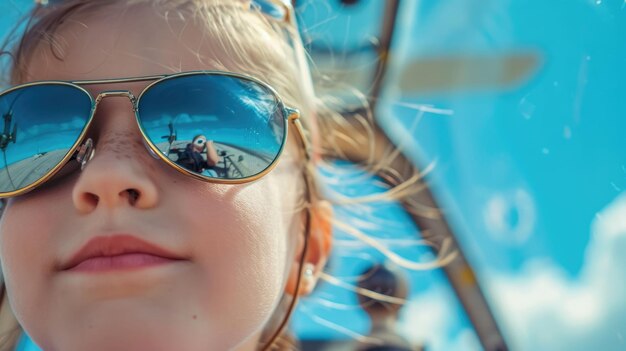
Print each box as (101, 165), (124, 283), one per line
(296, 0), (626, 349)
(377, 0), (626, 349)
(3, 0), (626, 350)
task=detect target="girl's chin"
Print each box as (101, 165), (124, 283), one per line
(41, 320), (253, 351)
(33, 302), (267, 351)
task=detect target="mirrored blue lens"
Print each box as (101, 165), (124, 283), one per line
(0, 84), (92, 193)
(138, 74), (286, 180)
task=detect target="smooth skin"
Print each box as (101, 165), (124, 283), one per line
(0, 3), (330, 351)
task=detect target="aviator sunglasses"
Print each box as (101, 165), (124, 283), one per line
(0, 0), (308, 198)
(0, 71), (310, 198)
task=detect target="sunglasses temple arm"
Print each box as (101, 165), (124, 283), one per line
(287, 110), (312, 162)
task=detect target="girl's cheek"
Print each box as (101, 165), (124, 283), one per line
(0, 200), (56, 328)
(1, 200), (50, 269)
(2, 195), (68, 258)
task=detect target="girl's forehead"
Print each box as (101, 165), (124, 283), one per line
(26, 4), (257, 82)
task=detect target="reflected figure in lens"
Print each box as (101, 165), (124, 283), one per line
(356, 263), (424, 351)
(0, 106), (18, 191)
(176, 134), (220, 176)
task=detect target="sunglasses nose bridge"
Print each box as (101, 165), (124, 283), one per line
(91, 90), (159, 159)
(94, 90), (138, 111)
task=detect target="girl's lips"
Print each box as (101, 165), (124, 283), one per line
(61, 234), (185, 272)
(67, 253), (178, 272)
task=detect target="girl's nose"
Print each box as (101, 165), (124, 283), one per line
(71, 102), (159, 213)
(72, 134), (159, 213)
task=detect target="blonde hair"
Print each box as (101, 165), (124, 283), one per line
(0, 1), (452, 350)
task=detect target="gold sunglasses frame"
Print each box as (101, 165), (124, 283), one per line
(0, 70), (310, 198)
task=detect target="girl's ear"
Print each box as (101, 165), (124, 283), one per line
(284, 200), (333, 296)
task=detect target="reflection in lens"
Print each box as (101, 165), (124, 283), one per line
(138, 74), (286, 180)
(0, 84), (92, 193)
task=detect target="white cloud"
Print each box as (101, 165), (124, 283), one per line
(141, 113), (218, 129)
(486, 192), (626, 350)
(399, 287), (481, 351)
(22, 116), (86, 138)
(396, 192), (626, 351)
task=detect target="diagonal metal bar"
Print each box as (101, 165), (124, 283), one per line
(305, 0), (511, 350)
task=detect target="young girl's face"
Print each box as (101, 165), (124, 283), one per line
(0, 4), (307, 351)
